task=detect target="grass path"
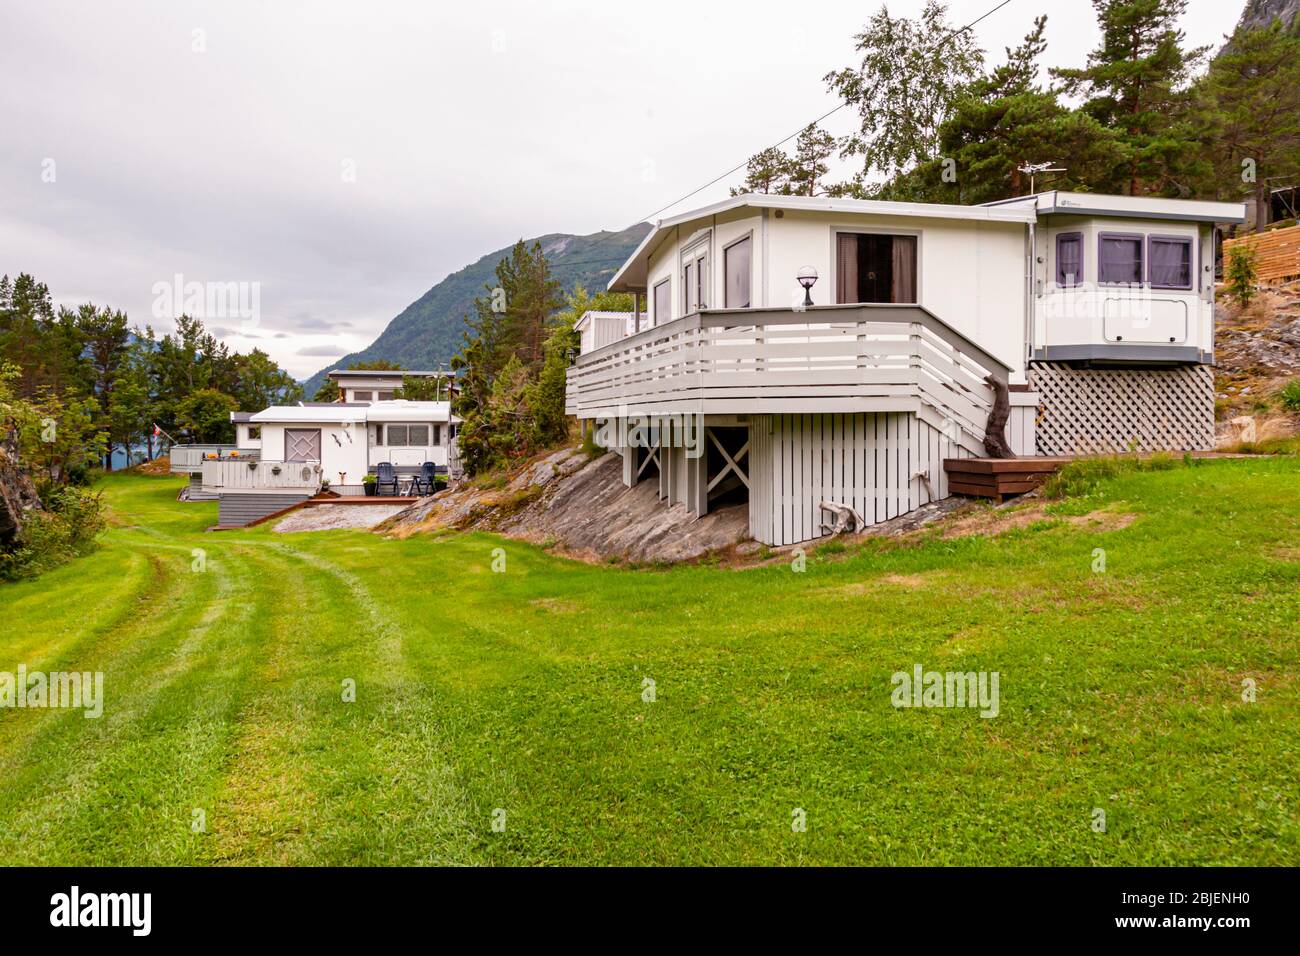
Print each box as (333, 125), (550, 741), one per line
(0, 461), (1297, 865)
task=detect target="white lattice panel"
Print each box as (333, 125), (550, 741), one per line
(1028, 362), (1214, 456)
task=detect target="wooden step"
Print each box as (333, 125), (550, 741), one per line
(943, 457), (1066, 502)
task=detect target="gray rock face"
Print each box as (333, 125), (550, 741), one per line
(1235, 0), (1300, 33)
(0, 444), (42, 548)
(382, 448), (750, 563)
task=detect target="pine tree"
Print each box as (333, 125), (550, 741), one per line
(889, 17), (1118, 203)
(1194, 19), (1300, 230)
(730, 147), (793, 196)
(1052, 0), (1205, 196)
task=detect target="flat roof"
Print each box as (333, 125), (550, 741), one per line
(609, 190), (1249, 292)
(984, 190), (1247, 224)
(249, 400), (451, 424)
(609, 193), (1038, 292)
(326, 369), (451, 379)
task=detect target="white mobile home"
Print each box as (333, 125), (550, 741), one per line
(566, 191), (1245, 547)
(171, 399), (458, 527)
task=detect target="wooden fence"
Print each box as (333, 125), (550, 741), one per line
(1223, 223), (1300, 283)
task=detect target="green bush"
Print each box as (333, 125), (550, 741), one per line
(1280, 379), (1300, 413)
(0, 486), (106, 581)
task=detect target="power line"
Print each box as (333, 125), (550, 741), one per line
(639, 0), (1016, 223)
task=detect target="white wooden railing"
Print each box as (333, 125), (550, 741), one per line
(170, 444), (257, 473)
(200, 459), (320, 493)
(565, 305), (1010, 453)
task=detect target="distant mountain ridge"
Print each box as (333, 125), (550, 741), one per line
(302, 222), (651, 397)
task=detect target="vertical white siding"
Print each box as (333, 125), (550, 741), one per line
(748, 412), (967, 546)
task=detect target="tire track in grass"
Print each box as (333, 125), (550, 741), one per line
(0, 538), (271, 863)
(209, 539), (477, 865)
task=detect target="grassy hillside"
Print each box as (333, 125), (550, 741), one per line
(1, 462), (1297, 864)
(302, 223), (651, 397)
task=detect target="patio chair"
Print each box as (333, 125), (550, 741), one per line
(413, 461), (437, 496)
(375, 462), (399, 497)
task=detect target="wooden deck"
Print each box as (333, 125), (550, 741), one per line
(942, 457), (1070, 502)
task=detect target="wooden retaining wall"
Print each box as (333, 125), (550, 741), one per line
(1223, 223), (1300, 283)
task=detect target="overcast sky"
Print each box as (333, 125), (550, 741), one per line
(1, 0), (1244, 377)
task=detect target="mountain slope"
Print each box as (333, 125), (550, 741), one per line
(303, 222), (651, 396)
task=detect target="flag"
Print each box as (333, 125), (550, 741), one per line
(152, 424), (162, 438)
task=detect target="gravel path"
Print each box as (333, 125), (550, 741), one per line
(272, 503), (409, 533)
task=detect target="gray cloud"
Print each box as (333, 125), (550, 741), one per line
(1, 1), (1241, 378)
(296, 344), (347, 357)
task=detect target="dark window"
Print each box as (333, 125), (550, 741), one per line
(433, 424), (442, 445)
(1056, 232), (1083, 287)
(247, 426), (261, 440)
(377, 390), (394, 401)
(835, 233), (917, 304)
(724, 237), (752, 308)
(653, 279), (670, 325)
(1098, 234), (1144, 285)
(681, 248), (706, 313)
(353, 390), (373, 402)
(1148, 236), (1193, 289)
(407, 425), (429, 446)
(386, 425), (408, 445)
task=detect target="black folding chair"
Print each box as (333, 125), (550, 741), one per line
(413, 461), (437, 496)
(376, 461), (399, 497)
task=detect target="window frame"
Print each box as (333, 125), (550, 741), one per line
(247, 425), (261, 441)
(723, 233), (753, 309)
(831, 228), (921, 306)
(680, 238), (709, 315)
(1146, 234), (1195, 291)
(353, 390), (373, 402)
(1055, 231), (1084, 288)
(1097, 232), (1146, 286)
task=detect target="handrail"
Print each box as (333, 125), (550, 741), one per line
(566, 304), (1004, 454)
(575, 304), (1012, 380)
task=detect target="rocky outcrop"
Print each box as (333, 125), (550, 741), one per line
(381, 447), (750, 563)
(1234, 0), (1300, 34)
(0, 444), (42, 548)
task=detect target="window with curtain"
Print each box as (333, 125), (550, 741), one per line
(834, 233), (917, 304)
(653, 279), (670, 325)
(724, 237), (751, 308)
(1148, 236), (1192, 289)
(1056, 232), (1083, 287)
(1098, 234), (1144, 285)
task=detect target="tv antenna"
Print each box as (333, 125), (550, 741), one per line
(1018, 161), (1066, 193)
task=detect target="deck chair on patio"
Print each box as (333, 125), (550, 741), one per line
(411, 461), (437, 496)
(376, 461), (399, 497)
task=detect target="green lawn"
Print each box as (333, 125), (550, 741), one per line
(1, 462), (1297, 865)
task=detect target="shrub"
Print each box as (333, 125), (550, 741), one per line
(0, 486), (106, 581)
(1225, 244), (1259, 309)
(1280, 379), (1300, 413)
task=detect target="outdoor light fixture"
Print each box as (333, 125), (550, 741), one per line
(796, 266), (818, 307)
